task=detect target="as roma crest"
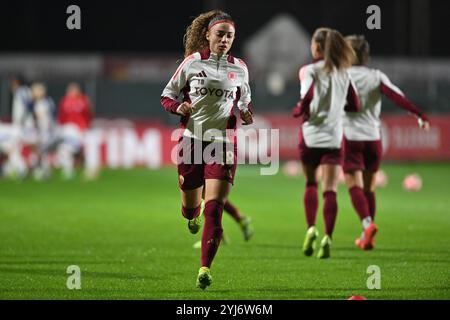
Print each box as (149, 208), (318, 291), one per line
(227, 72), (237, 82)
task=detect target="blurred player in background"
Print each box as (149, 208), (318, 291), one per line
(30, 82), (58, 180)
(6, 74), (33, 178)
(56, 82), (93, 180)
(222, 201), (253, 241)
(0, 120), (24, 178)
(292, 28), (360, 259)
(343, 35), (430, 250)
(161, 10), (253, 289)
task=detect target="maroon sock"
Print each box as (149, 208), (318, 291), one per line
(349, 186), (371, 221)
(365, 191), (376, 220)
(201, 200), (224, 268)
(323, 191), (337, 237)
(181, 205), (200, 220)
(304, 182), (318, 228)
(223, 200), (242, 223)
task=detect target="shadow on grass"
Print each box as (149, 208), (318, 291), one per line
(0, 266), (158, 280)
(0, 260), (125, 265)
(252, 244), (304, 250)
(337, 247), (450, 255)
(1, 286), (448, 299)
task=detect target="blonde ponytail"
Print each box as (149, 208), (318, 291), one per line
(313, 28), (355, 73)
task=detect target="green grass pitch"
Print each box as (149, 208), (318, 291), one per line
(0, 163), (449, 299)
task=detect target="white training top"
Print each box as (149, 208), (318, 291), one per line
(161, 50), (251, 142)
(34, 97), (56, 138)
(343, 66), (396, 141)
(344, 65), (428, 141)
(300, 60), (354, 149)
(12, 86), (34, 132)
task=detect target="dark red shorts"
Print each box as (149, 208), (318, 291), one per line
(177, 137), (237, 191)
(343, 138), (382, 173)
(298, 131), (343, 167)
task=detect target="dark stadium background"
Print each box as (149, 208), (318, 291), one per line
(1, 0), (449, 56)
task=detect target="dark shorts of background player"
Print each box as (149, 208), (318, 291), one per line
(299, 133), (343, 167)
(177, 137), (237, 191)
(343, 138), (382, 173)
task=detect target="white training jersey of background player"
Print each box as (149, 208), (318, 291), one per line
(0, 122), (22, 152)
(344, 66), (404, 141)
(34, 97), (56, 145)
(12, 86), (35, 138)
(162, 51), (251, 142)
(300, 60), (354, 149)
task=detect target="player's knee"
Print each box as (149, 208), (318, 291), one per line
(322, 178), (338, 192)
(304, 170), (317, 183)
(181, 205), (201, 220)
(344, 172), (357, 188)
(204, 193), (227, 205)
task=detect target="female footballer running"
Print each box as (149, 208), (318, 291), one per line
(293, 28), (360, 258)
(161, 10), (253, 289)
(343, 35), (429, 250)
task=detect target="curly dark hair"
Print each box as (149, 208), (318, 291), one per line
(183, 10), (234, 58)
